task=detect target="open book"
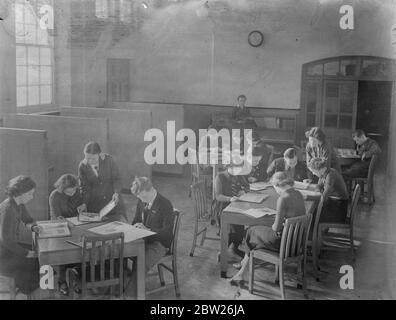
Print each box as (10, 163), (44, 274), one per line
(243, 207), (277, 218)
(249, 181), (272, 191)
(238, 193), (269, 203)
(36, 220), (71, 239)
(78, 200), (116, 222)
(88, 221), (156, 243)
(336, 148), (360, 159)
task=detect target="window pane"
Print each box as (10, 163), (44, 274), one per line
(325, 115), (338, 128)
(324, 61), (339, 75)
(28, 66), (40, 85)
(25, 24), (37, 44)
(306, 113), (316, 127)
(340, 59), (358, 76)
(306, 83), (317, 112)
(24, 6), (37, 25)
(17, 86), (27, 107)
(307, 64), (323, 76)
(15, 23), (25, 43)
(339, 115), (352, 129)
(40, 47), (51, 65)
(38, 27), (49, 45)
(340, 84), (354, 113)
(28, 46), (39, 65)
(28, 86), (40, 105)
(40, 66), (52, 85)
(326, 83), (339, 98)
(40, 85), (52, 104)
(17, 66), (27, 86)
(15, 4), (24, 23)
(16, 46), (27, 65)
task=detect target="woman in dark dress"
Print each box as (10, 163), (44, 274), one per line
(0, 176), (41, 295)
(215, 163), (250, 258)
(229, 172), (306, 284)
(78, 142), (127, 221)
(49, 174), (83, 295)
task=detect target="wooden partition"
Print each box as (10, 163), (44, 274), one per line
(60, 107), (152, 187)
(0, 128), (49, 243)
(3, 114), (109, 187)
(111, 102), (185, 175)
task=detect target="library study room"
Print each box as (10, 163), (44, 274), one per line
(0, 0), (396, 303)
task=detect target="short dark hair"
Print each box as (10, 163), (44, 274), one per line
(284, 148), (297, 159)
(131, 177), (153, 196)
(237, 94), (246, 100)
(54, 174), (78, 192)
(5, 175), (36, 198)
(306, 127), (326, 143)
(352, 129), (365, 138)
(84, 141), (101, 155)
(308, 157), (327, 171)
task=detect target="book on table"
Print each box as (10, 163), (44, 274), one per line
(249, 181), (272, 191)
(237, 192), (269, 203)
(242, 207), (277, 218)
(36, 220), (71, 239)
(78, 200), (116, 222)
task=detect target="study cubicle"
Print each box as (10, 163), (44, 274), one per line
(59, 107), (152, 188)
(2, 114), (110, 188)
(0, 127), (49, 243)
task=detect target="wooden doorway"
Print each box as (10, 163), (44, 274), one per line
(106, 58), (130, 103)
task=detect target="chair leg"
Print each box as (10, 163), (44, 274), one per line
(279, 262), (285, 300)
(158, 264), (165, 286)
(200, 228), (207, 246)
(248, 254), (254, 294)
(312, 227), (320, 281)
(9, 278), (16, 300)
(172, 261), (181, 298)
(301, 259), (308, 299)
(350, 228), (355, 262)
(275, 265), (279, 284)
(189, 219), (199, 257)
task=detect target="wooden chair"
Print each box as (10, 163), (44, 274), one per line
(351, 154), (378, 205)
(310, 195), (326, 281)
(248, 214), (312, 300)
(147, 210), (182, 297)
(0, 275), (17, 300)
(72, 232), (125, 299)
(190, 181), (220, 257)
(317, 184), (361, 263)
(190, 162), (212, 199)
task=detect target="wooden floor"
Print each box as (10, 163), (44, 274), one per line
(1, 173), (395, 300)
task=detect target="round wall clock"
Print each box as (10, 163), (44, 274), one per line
(248, 30), (264, 47)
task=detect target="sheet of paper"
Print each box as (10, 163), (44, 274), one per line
(293, 181), (310, 190)
(249, 182), (272, 191)
(79, 212), (101, 222)
(243, 207), (277, 218)
(99, 200), (116, 219)
(336, 148), (360, 159)
(37, 220), (71, 238)
(88, 221), (156, 243)
(66, 217), (92, 226)
(298, 189), (322, 199)
(238, 193), (269, 203)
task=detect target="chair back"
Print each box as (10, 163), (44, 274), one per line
(81, 232), (125, 298)
(266, 144), (275, 167)
(168, 210), (182, 257)
(367, 154), (379, 182)
(279, 214), (312, 261)
(349, 184), (361, 227)
(310, 195), (325, 239)
(191, 181), (211, 221)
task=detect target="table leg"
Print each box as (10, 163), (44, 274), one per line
(212, 164), (217, 200)
(220, 216), (230, 278)
(136, 243), (146, 300)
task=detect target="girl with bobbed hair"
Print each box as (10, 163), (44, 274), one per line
(0, 175), (40, 295)
(305, 127), (342, 177)
(229, 171), (306, 285)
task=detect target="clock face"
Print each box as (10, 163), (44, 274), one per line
(248, 30), (264, 47)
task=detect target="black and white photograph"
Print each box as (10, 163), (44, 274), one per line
(0, 0), (395, 304)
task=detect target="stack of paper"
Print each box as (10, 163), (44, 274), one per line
(243, 207), (277, 218)
(65, 217), (91, 226)
(250, 182), (272, 191)
(37, 220), (71, 238)
(88, 221), (156, 243)
(238, 193), (269, 203)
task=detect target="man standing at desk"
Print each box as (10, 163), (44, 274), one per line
(231, 95), (257, 129)
(343, 129), (381, 179)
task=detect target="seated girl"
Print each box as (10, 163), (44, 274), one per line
(229, 171), (306, 285)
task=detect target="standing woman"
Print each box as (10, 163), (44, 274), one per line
(0, 176), (41, 295)
(78, 142), (127, 221)
(229, 172), (306, 284)
(305, 127), (341, 174)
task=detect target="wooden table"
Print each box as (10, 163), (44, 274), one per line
(37, 222), (146, 299)
(220, 187), (317, 278)
(335, 148), (361, 167)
